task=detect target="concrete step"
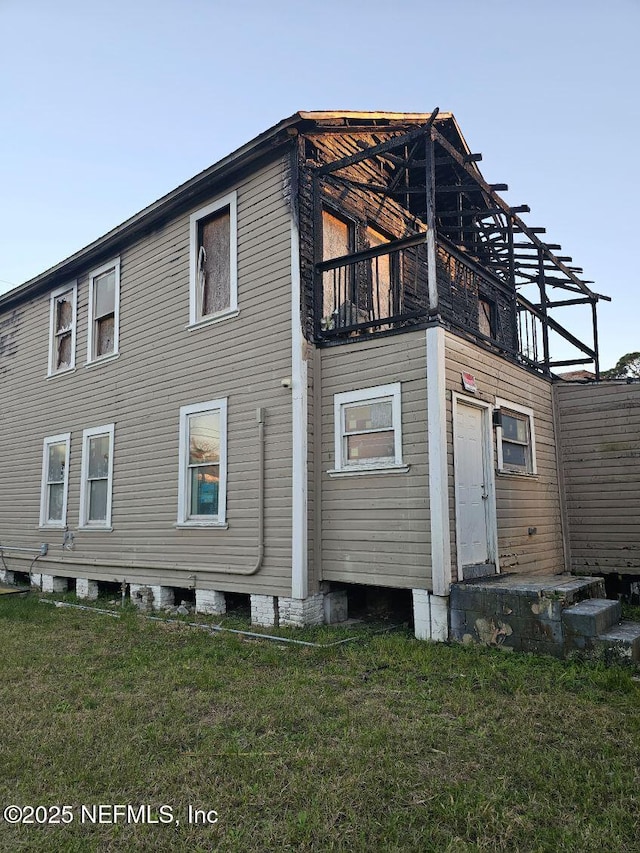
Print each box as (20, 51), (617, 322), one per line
(562, 598), (622, 639)
(594, 621), (640, 663)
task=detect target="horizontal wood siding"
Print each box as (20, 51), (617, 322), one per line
(445, 333), (564, 577)
(319, 332), (430, 589)
(0, 156), (295, 595)
(556, 381), (640, 574)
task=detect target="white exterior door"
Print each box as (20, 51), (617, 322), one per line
(454, 400), (496, 576)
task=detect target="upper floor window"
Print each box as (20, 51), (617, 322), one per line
(39, 433), (71, 527)
(177, 399), (228, 526)
(189, 192), (238, 327)
(48, 283), (77, 375)
(495, 399), (537, 475)
(79, 423), (115, 528)
(87, 259), (120, 363)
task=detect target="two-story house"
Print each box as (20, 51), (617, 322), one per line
(0, 111), (608, 638)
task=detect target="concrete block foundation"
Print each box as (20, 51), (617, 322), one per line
(76, 578), (99, 601)
(251, 594), (278, 627)
(412, 589), (449, 641)
(278, 594), (324, 627)
(41, 575), (68, 594)
(195, 589), (226, 616)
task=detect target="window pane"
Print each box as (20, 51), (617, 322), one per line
(344, 401), (393, 433)
(48, 483), (64, 521)
(89, 479), (108, 521)
(56, 332), (72, 369)
(199, 209), (230, 316)
(502, 414), (527, 443)
(94, 270), (115, 318)
(190, 465), (219, 516)
(96, 315), (115, 356)
(88, 435), (110, 478)
(346, 430), (395, 463)
(503, 441), (527, 468)
(47, 442), (67, 482)
(56, 295), (73, 332)
(189, 413), (220, 464)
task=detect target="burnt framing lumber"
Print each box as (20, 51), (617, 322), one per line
(309, 113), (606, 377)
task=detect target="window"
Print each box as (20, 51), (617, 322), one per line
(87, 259), (120, 362)
(48, 283), (77, 375)
(495, 399), (537, 474)
(332, 383), (405, 474)
(79, 424), (115, 528)
(177, 399), (228, 525)
(39, 433), (71, 527)
(189, 192), (237, 327)
(322, 208), (355, 323)
(478, 296), (495, 339)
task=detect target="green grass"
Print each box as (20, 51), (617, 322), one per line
(1, 595), (639, 852)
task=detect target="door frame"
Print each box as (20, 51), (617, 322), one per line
(452, 393), (500, 579)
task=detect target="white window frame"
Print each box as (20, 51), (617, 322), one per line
(188, 192), (238, 328)
(79, 423), (115, 529)
(39, 433), (71, 528)
(47, 282), (77, 376)
(495, 398), (537, 475)
(177, 399), (228, 526)
(86, 258), (121, 364)
(331, 383), (408, 476)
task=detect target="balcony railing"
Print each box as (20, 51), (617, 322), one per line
(316, 234), (429, 338)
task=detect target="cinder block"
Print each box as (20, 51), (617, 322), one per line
(41, 574), (68, 594)
(150, 586), (174, 609)
(76, 578), (99, 601)
(195, 589), (226, 616)
(562, 599), (621, 637)
(2, 570), (15, 585)
(251, 594), (277, 628)
(31, 573), (43, 589)
(412, 588), (431, 641)
(323, 591), (348, 624)
(278, 594), (325, 627)
(129, 584), (154, 612)
(430, 594), (449, 642)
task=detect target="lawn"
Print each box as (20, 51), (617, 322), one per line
(0, 594), (639, 852)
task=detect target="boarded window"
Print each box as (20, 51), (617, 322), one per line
(365, 226), (393, 325)
(479, 297), (494, 338)
(322, 210), (353, 322)
(198, 207), (231, 318)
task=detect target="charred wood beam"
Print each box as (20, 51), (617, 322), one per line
(317, 109), (439, 176)
(316, 233), (427, 273)
(549, 358), (596, 367)
(517, 293), (596, 358)
(431, 125), (596, 298)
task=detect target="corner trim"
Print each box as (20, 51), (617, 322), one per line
(426, 326), (451, 596)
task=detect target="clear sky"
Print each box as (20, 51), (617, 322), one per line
(1, 0), (638, 370)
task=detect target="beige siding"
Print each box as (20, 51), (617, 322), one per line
(445, 333), (565, 577)
(0, 156), (295, 595)
(318, 332), (431, 589)
(556, 381), (640, 574)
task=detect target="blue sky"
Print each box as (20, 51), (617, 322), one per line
(1, 0), (638, 370)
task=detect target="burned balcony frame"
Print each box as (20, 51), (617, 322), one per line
(307, 111), (608, 377)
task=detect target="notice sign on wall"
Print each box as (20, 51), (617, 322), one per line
(461, 372), (478, 393)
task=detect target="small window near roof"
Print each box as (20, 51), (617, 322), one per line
(495, 399), (537, 474)
(87, 259), (120, 363)
(48, 283), (77, 375)
(189, 193), (237, 327)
